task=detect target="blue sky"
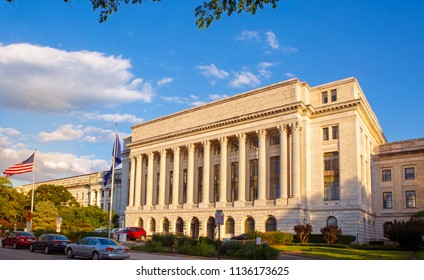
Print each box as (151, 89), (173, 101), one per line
(1, 0), (423, 186)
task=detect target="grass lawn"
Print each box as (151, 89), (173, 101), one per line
(274, 244), (423, 260)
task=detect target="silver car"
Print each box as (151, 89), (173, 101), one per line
(65, 237), (130, 260)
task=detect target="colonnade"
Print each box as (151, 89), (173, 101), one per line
(127, 122), (302, 209)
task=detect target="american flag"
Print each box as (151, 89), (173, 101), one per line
(3, 153), (35, 178)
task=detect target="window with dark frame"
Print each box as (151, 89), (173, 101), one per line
(383, 192), (392, 209)
(322, 91), (328, 104)
(332, 125), (339, 140)
(323, 127), (329, 141)
(331, 89), (337, 102)
(405, 167), (415, 180)
(406, 190), (416, 208)
(382, 169), (392, 181)
(269, 132), (280, 146)
(324, 152), (340, 201)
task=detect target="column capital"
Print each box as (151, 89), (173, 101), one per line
(172, 146), (180, 155)
(237, 133), (247, 142)
(147, 151), (155, 159)
(219, 136), (228, 146)
(160, 149), (167, 157)
(136, 154), (143, 160)
(256, 128), (267, 139)
(291, 121), (302, 131)
(202, 140), (211, 149)
(186, 143), (196, 152)
(278, 124), (289, 134)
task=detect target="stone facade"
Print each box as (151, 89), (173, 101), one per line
(124, 77), (387, 243)
(18, 170), (126, 226)
(372, 139), (424, 239)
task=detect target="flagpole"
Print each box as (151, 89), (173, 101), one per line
(30, 149), (36, 233)
(108, 124), (118, 239)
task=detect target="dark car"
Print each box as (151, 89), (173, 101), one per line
(29, 233), (71, 254)
(65, 237), (130, 260)
(1, 231), (36, 249)
(119, 227), (147, 241)
(231, 233), (249, 240)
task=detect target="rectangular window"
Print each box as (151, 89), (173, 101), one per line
(383, 192), (392, 209)
(382, 169), (392, 181)
(323, 127), (329, 141)
(230, 140), (239, 152)
(213, 144), (220, 155)
(213, 164), (220, 202)
(269, 132), (280, 146)
(405, 167), (415, 180)
(182, 169), (187, 203)
(324, 152), (340, 201)
(230, 162), (238, 202)
(331, 89), (337, 102)
(406, 190), (416, 208)
(322, 91), (328, 104)
(270, 156), (280, 200)
(249, 159), (258, 201)
(332, 125), (339, 140)
(249, 136), (258, 149)
(197, 167), (203, 203)
(169, 171), (173, 204)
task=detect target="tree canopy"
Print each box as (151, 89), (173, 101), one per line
(30, 184), (79, 208)
(4, 0), (280, 28)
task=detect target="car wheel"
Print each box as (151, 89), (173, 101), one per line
(13, 242), (18, 249)
(92, 251), (100, 260)
(66, 248), (74, 258)
(44, 246), (50, 254)
(1, 241), (5, 248)
(29, 244), (34, 252)
(140, 235), (146, 242)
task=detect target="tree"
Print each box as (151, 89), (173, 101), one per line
(320, 225), (342, 244)
(32, 200), (59, 230)
(30, 184), (79, 208)
(4, 0), (280, 28)
(0, 176), (27, 224)
(385, 215), (424, 250)
(293, 223), (313, 244)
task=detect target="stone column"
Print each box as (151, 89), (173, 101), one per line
(255, 129), (267, 206)
(234, 133), (246, 207)
(185, 143), (195, 208)
(134, 154), (143, 207)
(96, 190), (101, 208)
(170, 146), (180, 208)
(128, 155), (136, 207)
(145, 151), (154, 208)
(292, 122), (301, 197)
(278, 125), (288, 203)
(200, 140), (210, 208)
(216, 137), (228, 208)
(158, 149), (167, 208)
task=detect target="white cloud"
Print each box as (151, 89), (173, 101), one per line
(157, 77), (173, 87)
(209, 94), (229, 101)
(0, 43), (154, 112)
(236, 30), (260, 42)
(229, 71), (261, 88)
(258, 62), (276, 79)
(197, 64), (229, 80)
(78, 112), (143, 123)
(266, 31), (280, 50)
(191, 101), (206, 107)
(161, 96), (185, 104)
(0, 127), (21, 137)
(285, 72), (295, 78)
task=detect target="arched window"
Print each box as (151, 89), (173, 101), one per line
(137, 218), (144, 228)
(190, 217), (200, 239)
(206, 217), (215, 239)
(150, 218), (156, 233)
(245, 217), (255, 233)
(327, 216), (337, 226)
(265, 216), (277, 232)
(225, 217), (235, 235)
(162, 218), (169, 233)
(176, 217), (184, 235)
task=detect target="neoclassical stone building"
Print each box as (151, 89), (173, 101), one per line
(18, 170), (126, 226)
(123, 77), (388, 243)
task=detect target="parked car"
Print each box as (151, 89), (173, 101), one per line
(64, 237), (130, 260)
(1, 231), (36, 249)
(231, 233), (249, 240)
(119, 227), (147, 241)
(29, 233), (71, 254)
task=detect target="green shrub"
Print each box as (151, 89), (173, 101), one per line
(152, 233), (176, 247)
(293, 223), (313, 244)
(337, 235), (356, 244)
(248, 231), (293, 245)
(385, 218), (424, 250)
(320, 225), (342, 244)
(222, 241), (279, 259)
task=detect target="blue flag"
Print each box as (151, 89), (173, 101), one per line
(103, 133), (122, 186)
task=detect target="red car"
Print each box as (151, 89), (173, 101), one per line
(120, 227), (146, 241)
(1, 231), (36, 249)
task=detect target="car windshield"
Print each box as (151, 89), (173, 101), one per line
(99, 239), (119, 246)
(19, 232), (35, 237)
(52, 235), (68, 240)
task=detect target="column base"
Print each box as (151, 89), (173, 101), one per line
(215, 201), (227, 209)
(233, 200), (245, 207)
(254, 199), (267, 207)
(183, 203), (193, 209)
(199, 202), (212, 209)
(168, 204), (182, 210)
(276, 198), (288, 206)
(288, 197), (301, 206)
(143, 205), (154, 210)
